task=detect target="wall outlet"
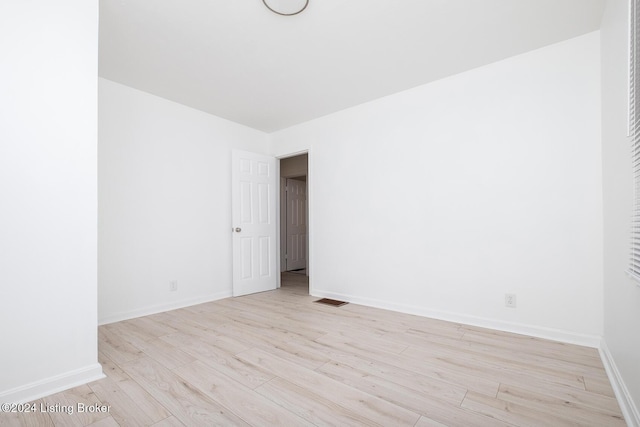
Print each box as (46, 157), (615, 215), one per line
(505, 293), (516, 308)
(169, 280), (178, 292)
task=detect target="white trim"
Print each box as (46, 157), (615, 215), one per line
(600, 339), (640, 427)
(0, 364), (104, 404)
(98, 290), (232, 325)
(312, 289), (601, 348)
(629, 0), (635, 137)
(307, 148), (312, 286)
(275, 148), (313, 293)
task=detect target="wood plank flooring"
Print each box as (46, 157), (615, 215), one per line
(1, 272), (626, 426)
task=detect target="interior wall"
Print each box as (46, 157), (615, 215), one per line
(601, 0), (640, 422)
(281, 154), (308, 178)
(271, 32), (603, 345)
(0, 0), (102, 401)
(98, 78), (269, 323)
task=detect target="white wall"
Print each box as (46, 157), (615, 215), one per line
(271, 32), (603, 345)
(98, 78), (269, 323)
(0, 1), (102, 402)
(601, 0), (640, 423)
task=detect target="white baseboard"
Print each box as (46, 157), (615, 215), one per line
(312, 289), (601, 348)
(600, 340), (640, 427)
(98, 290), (233, 325)
(0, 364), (105, 404)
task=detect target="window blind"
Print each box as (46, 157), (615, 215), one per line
(630, 0), (640, 280)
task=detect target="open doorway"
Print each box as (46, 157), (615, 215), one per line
(279, 153), (309, 294)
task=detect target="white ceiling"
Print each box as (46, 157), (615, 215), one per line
(99, 0), (605, 133)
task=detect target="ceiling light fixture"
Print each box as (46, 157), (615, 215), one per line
(262, 0), (309, 16)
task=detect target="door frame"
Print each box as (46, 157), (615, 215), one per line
(276, 149), (312, 294)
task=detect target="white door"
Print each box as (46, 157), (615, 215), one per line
(231, 150), (277, 296)
(285, 178), (307, 271)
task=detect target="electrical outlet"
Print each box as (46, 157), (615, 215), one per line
(505, 293), (516, 308)
(169, 280), (178, 292)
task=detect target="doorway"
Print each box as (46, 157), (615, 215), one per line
(279, 153), (309, 293)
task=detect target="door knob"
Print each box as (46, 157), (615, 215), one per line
(235, 227), (242, 232)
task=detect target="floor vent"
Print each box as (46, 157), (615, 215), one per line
(314, 298), (348, 307)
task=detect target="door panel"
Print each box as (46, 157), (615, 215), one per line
(286, 178), (307, 271)
(232, 150), (277, 296)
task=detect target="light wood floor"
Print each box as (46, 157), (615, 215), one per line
(1, 273), (626, 426)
